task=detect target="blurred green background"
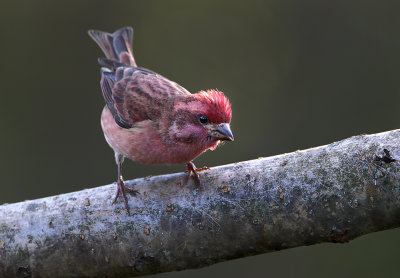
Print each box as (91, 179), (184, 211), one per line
(1, 0), (399, 277)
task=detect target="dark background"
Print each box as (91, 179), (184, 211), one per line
(1, 0), (399, 277)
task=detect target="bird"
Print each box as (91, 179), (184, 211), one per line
(88, 27), (234, 215)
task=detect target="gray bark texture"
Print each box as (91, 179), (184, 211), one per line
(1, 129), (400, 278)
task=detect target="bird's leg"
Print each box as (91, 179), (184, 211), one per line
(186, 161), (200, 185)
(112, 153), (138, 215)
(186, 161), (211, 186)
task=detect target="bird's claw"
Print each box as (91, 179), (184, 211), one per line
(121, 182), (140, 195)
(112, 176), (138, 216)
(195, 166), (211, 172)
(186, 162), (211, 186)
(189, 171), (201, 186)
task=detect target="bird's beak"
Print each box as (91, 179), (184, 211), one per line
(210, 123), (234, 141)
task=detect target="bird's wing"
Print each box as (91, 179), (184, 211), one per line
(100, 67), (191, 129)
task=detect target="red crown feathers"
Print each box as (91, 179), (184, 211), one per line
(197, 89), (232, 124)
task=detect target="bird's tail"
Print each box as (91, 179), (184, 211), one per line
(88, 26), (137, 67)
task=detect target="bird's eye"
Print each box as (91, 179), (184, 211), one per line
(199, 115), (208, 124)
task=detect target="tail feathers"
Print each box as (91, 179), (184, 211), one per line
(98, 57), (129, 69)
(88, 27), (136, 67)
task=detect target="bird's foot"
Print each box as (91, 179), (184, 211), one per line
(195, 166), (211, 172)
(186, 162), (211, 186)
(112, 176), (139, 216)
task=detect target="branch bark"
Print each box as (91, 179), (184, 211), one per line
(1, 129), (400, 278)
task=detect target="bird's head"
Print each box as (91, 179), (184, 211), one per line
(195, 89), (233, 142)
(169, 89), (233, 148)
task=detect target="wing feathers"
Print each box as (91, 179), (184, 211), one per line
(100, 67), (191, 129)
(100, 69), (132, 129)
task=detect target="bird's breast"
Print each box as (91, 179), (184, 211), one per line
(101, 107), (216, 165)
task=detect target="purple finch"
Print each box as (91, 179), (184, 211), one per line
(88, 27), (233, 214)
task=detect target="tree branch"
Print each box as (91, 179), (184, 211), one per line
(1, 129), (400, 278)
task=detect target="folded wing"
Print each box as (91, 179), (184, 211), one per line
(100, 66), (191, 129)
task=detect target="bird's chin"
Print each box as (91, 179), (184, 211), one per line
(209, 140), (220, 150)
